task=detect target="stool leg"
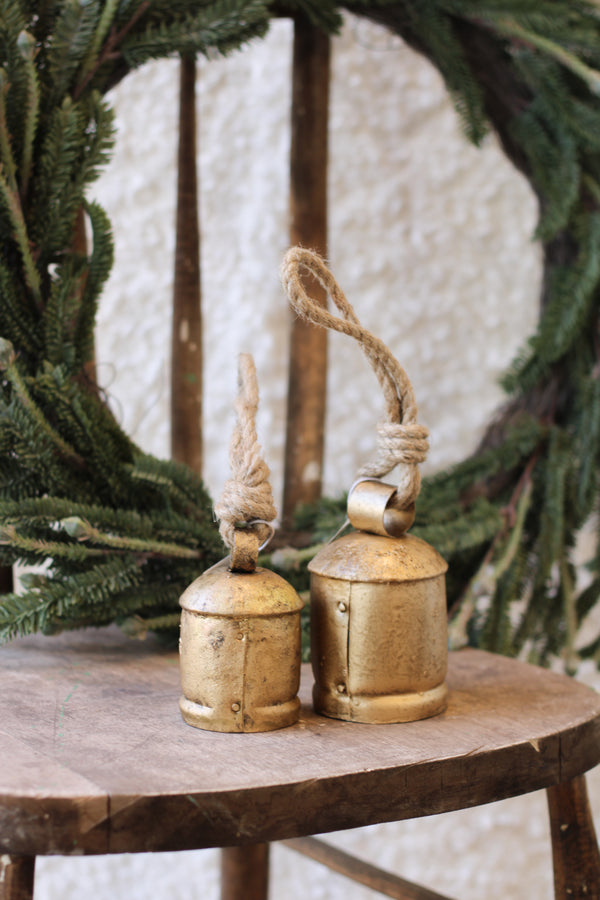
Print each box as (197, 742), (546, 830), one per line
(547, 774), (600, 898)
(0, 855), (35, 900)
(220, 843), (269, 900)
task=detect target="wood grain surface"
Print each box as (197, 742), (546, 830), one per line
(1, 627), (599, 857)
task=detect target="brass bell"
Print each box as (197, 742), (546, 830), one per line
(280, 247), (447, 725)
(179, 530), (304, 733)
(308, 479), (448, 724)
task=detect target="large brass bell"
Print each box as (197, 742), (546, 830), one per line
(280, 246), (449, 724)
(309, 479), (448, 724)
(179, 529), (304, 733)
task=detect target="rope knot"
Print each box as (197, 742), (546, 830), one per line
(357, 423), (429, 511)
(374, 421), (429, 467)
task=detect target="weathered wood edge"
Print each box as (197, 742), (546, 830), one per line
(102, 727), (600, 854)
(2, 716), (600, 856)
(2, 647), (600, 857)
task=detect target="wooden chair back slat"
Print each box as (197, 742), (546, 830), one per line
(282, 17), (331, 524)
(171, 55), (203, 476)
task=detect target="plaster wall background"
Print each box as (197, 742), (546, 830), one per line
(31, 14), (599, 899)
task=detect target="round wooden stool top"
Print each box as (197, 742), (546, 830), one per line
(1, 627), (599, 857)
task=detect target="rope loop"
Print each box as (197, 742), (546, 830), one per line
(281, 247), (428, 510)
(214, 354), (277, 565)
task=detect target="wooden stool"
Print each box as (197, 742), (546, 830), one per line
(1, 627), (599, 900)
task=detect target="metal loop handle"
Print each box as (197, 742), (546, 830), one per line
(347, 478), (415, 538)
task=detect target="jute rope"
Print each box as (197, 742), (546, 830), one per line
(214, 353), (277, 556)
(281, 247), (429, 510)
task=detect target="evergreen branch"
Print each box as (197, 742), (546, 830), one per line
(0, 496), (210, 546)
(0, 70), (17, 193)
(1, 354), (85, 468)
(583, 173), (600, 205)
(0, 166), (41, 306)
(0, 592), (57, 642)
(448, 475), (533, 650)
(43, 257), (88, 366)
(51, 574), (194, 632)
(532, 427), (571, 590)
(503, 213), (600, 394)
(560, 555), (578, 673)
(420, 413), (546, 507)
(414, 497), (503, 557)
(72, 93), (116, 189)
(407, 4), (488, 144)
(0, 260), (39, 353)
(74, 201), (114, 367)
(127, 454), (214, 519)
(60, 516), (203, 559)
(489, 17), (600, 96)
(0, 523), (105, 561)
(73, 0), (150, 100)
(46, 0), (100, 101)
(574, 372), (600, 512)
(510, 98), (579, 242)
(31, 95), (112, 261)
(80, 0), (121, 78)
(64, 392), (131, 500)
(0, 556), (144, 642)
(16, 30), (39, 200)
(119, 1), (270, 68)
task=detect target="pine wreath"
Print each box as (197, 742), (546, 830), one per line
(1, 1), (600, 670)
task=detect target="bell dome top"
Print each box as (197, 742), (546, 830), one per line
(308, 531), (447, 584)
(180, 565), (304, 616)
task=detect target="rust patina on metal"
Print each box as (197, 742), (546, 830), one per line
(179, 532), (304, 734)
(309, 478), (448, 724)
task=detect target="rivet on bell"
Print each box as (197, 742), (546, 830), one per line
(337, 684), (346, 694)
(231, 702), (241, 712)
(338, 602), (347, 613)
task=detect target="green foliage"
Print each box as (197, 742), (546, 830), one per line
(404, 2), (489, 144)
(0, 0), (238, 641)
(504, 213), (600, 394)
(118, 1), (270, 69)
(2, 0), (600, 672)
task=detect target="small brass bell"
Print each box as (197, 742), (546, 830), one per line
(309, 479), (448, 724)
(178, 353), (304, 733)
(179, 530), (304, 733)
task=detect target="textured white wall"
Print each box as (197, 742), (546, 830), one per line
(32, 13), (600, 900)
(90, 15), (539, 505)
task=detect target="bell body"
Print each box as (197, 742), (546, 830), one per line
(309, 530), (448, 724)
(179, 566), (303, 733)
